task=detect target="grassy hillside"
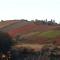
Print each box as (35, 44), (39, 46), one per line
(39, 30), (60, 38)
(0, 20), (60, 45)
(0, 20), (19, 28)
(0, 20), (31, 32)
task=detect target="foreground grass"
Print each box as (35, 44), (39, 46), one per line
(13, 44), (44, 51)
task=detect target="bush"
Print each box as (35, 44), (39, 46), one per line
(0, 31), (12, 53)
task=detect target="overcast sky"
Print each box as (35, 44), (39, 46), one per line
(0, 0), (60, 23)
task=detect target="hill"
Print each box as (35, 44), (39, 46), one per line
(0, 20), (60, 45)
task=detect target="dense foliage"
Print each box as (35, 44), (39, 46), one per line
(0, 31), (12, 53)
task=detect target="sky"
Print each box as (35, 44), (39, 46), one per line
(0, 0), (60, 23)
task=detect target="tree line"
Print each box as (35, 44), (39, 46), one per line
(0, 19), (58, 25)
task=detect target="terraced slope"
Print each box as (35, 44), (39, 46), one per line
(15, 29), (60, 44)
(0, 20), (19, 28)
(0, 20), (31, 32)
(0, 20), (60, 45)
(9, 25), (60, 45)
(8, 23), (60, 37)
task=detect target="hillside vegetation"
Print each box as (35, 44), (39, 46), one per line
(0, 19), (60, 45)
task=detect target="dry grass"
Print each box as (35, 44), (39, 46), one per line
(13, 44), (44, 51)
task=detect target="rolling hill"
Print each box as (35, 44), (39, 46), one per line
(0, 20), (60, 45)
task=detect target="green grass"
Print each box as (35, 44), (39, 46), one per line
(22, 30), (60, 39)
(23, 31), (41, 37)
(39, 30), (60, 38)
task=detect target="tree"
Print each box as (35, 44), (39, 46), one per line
(0, 31), (12, 53)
